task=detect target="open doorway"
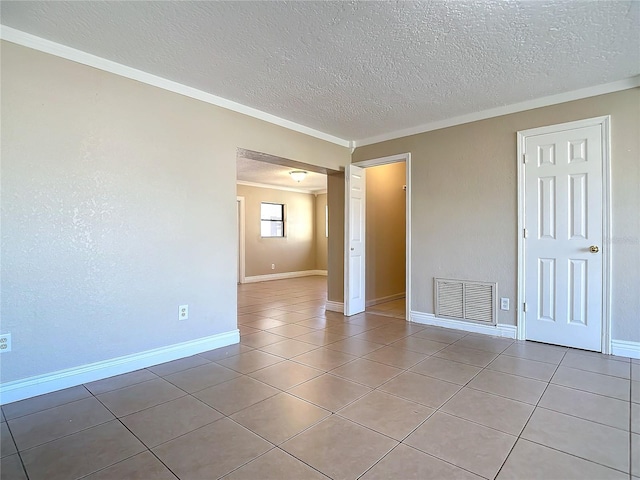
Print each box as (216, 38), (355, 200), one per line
(345, 153), (411, 321)
(364, 161), (406, 318)
(236, 148), (337, 285)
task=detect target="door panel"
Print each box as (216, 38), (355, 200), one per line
(345, 164), (366, 316)
(524, 124), (603, 351)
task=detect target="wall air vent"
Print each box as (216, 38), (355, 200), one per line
(435, 278), (497, 325)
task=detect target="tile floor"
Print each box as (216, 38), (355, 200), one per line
(1, 276), (638, 479)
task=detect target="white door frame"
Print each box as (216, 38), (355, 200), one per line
(516, 116), (611, 353)
(237, 196), (246, 284)
(346, 153), (412, 322)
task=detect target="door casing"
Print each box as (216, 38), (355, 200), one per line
(345, 153), (412, 321)
(237, 196), (246, 284)
(516, 116), (611, 353)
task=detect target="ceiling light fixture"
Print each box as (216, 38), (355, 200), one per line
(289, 170), (307, 183)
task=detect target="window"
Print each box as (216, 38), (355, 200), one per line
(260, 202), (284, 237)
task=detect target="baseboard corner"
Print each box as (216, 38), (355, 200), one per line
(611, 339), (640, 359)
(325, 301), (344, 313)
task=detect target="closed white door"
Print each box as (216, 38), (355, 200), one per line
(345, 164), (366, 316)
(524, 123), (603, 351)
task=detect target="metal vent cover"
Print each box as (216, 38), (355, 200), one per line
(435, 278), (497, 325)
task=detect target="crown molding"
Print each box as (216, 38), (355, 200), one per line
(2, 25), (637, 151)
(0, 25), (351, 148)
(354, 76), (640, 147)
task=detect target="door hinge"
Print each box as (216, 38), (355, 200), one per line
(523, 154), (528, 164)
(523, 228), (528, 238)
(523, 302), (528, 312)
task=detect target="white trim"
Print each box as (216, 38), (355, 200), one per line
(237, 180), (324, 195)
(352, 153), (412, 323)
(517, 129), (526, 342)
(353, 153), (411, 168)
(354, 77), (640, 147)
(411, 311), (517, 339)
(366, 292), (405, 308)
(243, 270), (327, 284)
(517, 116), (612, 353)
(0, 26), (350, 148)
(2, 27), (636, 153)
(325, 301), (344, 313)
(237, 196), (246, 285)
(610, 340), (640, 360)
(0, 330), (239, 405)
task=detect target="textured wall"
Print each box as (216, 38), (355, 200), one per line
(237, 184), (317, 277)
(366, 162), (406, 303)
(0, 42), (350, 383)
(353, 88), (640, 341)
(327, 173), (345, 303)
(315, 193), (328, 271)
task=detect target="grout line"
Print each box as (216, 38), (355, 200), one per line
(3, 418), (31, 480)
(1, 384), (95, 421)
(493, 348), (567, 478)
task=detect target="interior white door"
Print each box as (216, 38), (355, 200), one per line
(237, 200), (241, 284)
(524, 124), (603, 351)
(345, 164), (366, 316)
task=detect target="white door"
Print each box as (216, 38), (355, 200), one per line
(237, 200), (241, 284)
(345, 164), (366, 316)
(524, 123), (603, 351)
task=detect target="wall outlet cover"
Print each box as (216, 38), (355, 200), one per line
(0, 333), (12, 353)
(500, 298), (510, 311)
(179, 305), (189, 321)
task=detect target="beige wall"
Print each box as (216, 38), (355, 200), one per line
(353, 88), (640, 341)
(0, 41), (350, 384)
(237, 184), (318, 277)
(366, 162), (406, 303)
(327, 172), (345, 302)
(315, 193), (328, 271)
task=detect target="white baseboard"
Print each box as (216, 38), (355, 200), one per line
(0, 330), (239, 405)
(410, 311), (517, 339)
(243, 270), (327, 283)
(611, 339), (640, 359)
(366, 292), (405, 308)
(325, 301), (344, 313)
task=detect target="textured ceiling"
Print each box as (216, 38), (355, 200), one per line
(1, 1), (639, 142)
(237, 156), (326, 193)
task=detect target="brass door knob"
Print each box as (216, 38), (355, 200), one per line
(589, 245), (599, 253)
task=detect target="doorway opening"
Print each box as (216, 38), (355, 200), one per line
(236, 148), (338, 287)
(345, 153), (412, 322)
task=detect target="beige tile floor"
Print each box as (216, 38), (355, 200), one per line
(1, 276), (638, 479)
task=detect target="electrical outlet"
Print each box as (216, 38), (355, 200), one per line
(0, 333), (12, 353)
(179, 305), (189, 321)
(271, 264), (275, 270)
(500, 298), (510, 311)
